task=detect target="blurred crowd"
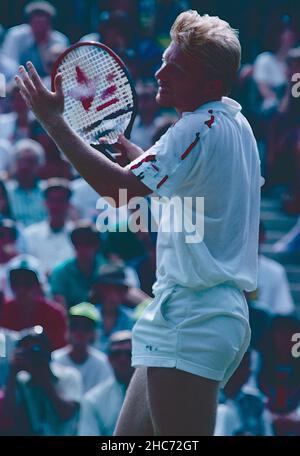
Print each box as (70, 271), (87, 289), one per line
(0, 0), (299, 436)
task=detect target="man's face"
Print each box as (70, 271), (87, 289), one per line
(10, 271), (41, 302)
(29, 13), (51, 42)
(74, 238), (99, 262)
(69, 317), (95, 347)
(16, 149), (40, 183)
(45, 188), (70, 221)
(108, 340), (133, 384)
(155, 41), (215, 113)
(95, 283), (127, 307)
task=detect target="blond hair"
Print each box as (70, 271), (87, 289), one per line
(170, 10), (241, 94)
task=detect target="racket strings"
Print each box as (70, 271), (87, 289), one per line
(58, 45), (134, 144)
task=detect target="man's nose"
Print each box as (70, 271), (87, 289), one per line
(155, 64), (166, 81)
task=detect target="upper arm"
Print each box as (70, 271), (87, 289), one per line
(107, 167), (152, 207)
(126, 113), (215, 199)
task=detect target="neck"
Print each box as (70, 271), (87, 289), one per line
(18, 178), (36, 190)
(50, 219), (65, 231)
(177, 95), (222, 115)
(102, 305), (118, 317)
(77, 257), (94, 276)
(69, 345), (89, 363)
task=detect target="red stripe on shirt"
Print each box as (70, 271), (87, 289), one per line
(181, 132), (201, 160)
(130, 154), (157, 170)
(156, 175), (169, 189)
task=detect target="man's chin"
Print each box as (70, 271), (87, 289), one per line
(156, 93), (173, 108)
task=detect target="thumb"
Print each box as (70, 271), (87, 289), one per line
(117, 134), (130, 146)
(54, 73), (63, 97)
(117, 134), (144, 160)
(117, 135), (139, 151)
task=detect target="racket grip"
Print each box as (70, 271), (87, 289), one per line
(92, 144), (118, 163)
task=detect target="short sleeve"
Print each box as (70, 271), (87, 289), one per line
(127, 111), (217, 197)
(253, 53), (272, 84)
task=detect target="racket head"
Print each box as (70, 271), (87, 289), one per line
(51, 41), (137, 149)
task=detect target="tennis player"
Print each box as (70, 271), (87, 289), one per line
(15, 11), (261, 435)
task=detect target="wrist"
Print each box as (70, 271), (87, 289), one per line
(43, 113), (65, 133)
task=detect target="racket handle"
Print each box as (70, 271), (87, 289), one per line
(92, 144), (118, 163)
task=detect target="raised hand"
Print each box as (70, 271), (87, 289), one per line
(15, 61), (64, 129)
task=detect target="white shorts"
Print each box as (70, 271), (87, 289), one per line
(131, 283), (251, 388)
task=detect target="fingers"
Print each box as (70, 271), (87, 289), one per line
(54, 72), (63, 97)
(26, 61), (45, 91)
(14, 75), (31, 106)
(118, 134), (133, 147)
(117, 134), (143, 153)
(15, 62), (47, 108)
(19, 65), (36, 94)
(117, 134), (126, 144)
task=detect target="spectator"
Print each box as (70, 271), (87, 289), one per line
(266, 47), (300, 214)
(23, 178), (74, 273)
(53, 302), (113, 393)
(0, 142), (13, 178)
(0, 83), (31, 144)
(31, 121), (73, 180)
(0, 255), (67, 351)
(80, 10), (135, 56)
(154, 0), (188, 50)
(0, 178), (13, 219)
(0, 326), (81, 435)
(2, 1), (69, 78)
(90, 264), (136, 353)
(258, 315), (300, 435)
(0, 25), (18, 86)
(71, 177), (129, 225)
(7, 139), (46, 227)
(130, 81), (162, 150)
(253, 24), (297, 117)
(50, 221), (106, 308)
(273, 216), (300, 254)
(215, 352), (273, 436)
(71, 178), (102, 222)
(0, 290), (19, 389)
(79, 330), (133, 436)
(0, 219), (19, 290)
(246, 221), (295, 315)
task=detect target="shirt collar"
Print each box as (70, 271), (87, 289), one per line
(183, 97), (242, 117)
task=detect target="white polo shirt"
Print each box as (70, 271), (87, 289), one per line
(128, 97), (261, 294)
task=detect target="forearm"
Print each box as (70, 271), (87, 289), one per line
(15, 62), (150, 204)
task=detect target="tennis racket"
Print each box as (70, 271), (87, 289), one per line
(51, 41), (137, 162)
